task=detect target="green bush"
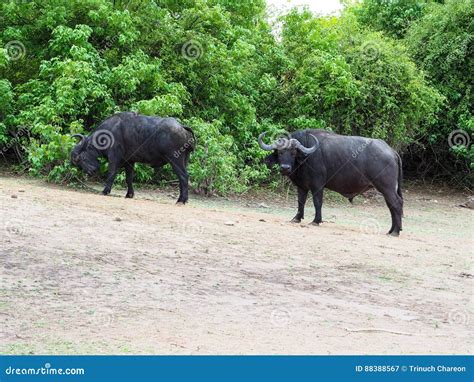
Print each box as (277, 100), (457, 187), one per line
(273, 10), (442, 147)
(186, 118), (243, 195)
(405, 0), (473, 179)
(351, 0), (472, 185)
(350, 0), (432, 39)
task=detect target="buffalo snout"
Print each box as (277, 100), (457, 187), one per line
(280, 164), (291, 174)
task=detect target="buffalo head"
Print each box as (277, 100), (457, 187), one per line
(258, 132), (319, 175)
(71, 134), (100, 176)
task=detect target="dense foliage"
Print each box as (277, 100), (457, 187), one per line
(272, 9), (441, 147)
(0, 0), (471, 192)
(351, 0), (473, 185)
(404, 0), (473, 182)
(350, 0), (433, 39)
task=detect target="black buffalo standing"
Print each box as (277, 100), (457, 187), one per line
(259, 129), (403, 236)
(71, 112), (195, 204)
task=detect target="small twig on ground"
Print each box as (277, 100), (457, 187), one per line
(343, 327), (416, 336)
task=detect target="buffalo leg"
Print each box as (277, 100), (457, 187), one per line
(383, 192), (403, 236)
(311, 188), (324, 225)
(102, 160), (120, 195)
(291, 187), (308, 223)
(125, 162), (135, 198)
(169, 159), (189, 204)
(373, 173), (403, 235)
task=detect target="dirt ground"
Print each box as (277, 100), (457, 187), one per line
(0, 175), (472, 354)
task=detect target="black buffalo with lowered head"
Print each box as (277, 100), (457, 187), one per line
(71, 112), (195, 204)
(259, 129), (403, 236)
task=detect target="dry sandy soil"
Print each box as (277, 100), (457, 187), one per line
(0, 175), (472, 354)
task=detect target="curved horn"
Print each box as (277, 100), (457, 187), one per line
(72, 134), (85, 141)
(292, 134), (319, 155)
(258, 132), (277, 151)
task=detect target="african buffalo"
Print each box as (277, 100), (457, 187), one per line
(259, 129), (403, 236)
(71, 112), (195, 204)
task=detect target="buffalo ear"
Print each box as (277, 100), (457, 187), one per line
(264, 151), (279, 169)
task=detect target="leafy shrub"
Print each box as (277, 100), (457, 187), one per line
(186, 118), (243, 195)
(351, 0), (432, 39)
(275, 10), (442, 147)
(405, 0), (473, 181)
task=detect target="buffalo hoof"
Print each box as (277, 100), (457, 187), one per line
(387, 231), (400, 237)
(310, 221), (320, 226)
(176, 201), (186, 206)
(125, 192), (134, 199)
(102, 189), (111, 196)
(290, 218), (301, 223)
